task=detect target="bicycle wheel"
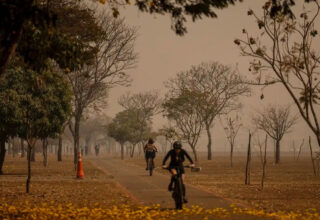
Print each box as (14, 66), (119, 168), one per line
(148, 158), (153, 176)
(174, 177), (183, 209)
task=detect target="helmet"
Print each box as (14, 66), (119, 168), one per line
(148, 138), (154, 145)
(173, 141), (182, 149)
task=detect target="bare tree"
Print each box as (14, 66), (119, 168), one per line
(165, 62), (249, 160)
(222, 115), (242, 167)
(253, 105), (297, 164)
(235, 0), (320, 148)
(68, 13), (137, 166)
(163, 91), (204, 162)
(118, 91), (161, 157)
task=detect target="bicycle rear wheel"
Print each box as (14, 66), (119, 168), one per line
(148, 158), (153, 176)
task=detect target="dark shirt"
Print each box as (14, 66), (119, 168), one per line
(162, 149), (194, 166)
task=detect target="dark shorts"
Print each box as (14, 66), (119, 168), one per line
(145, 151), (156, 159)
(169, 165), (185, 174)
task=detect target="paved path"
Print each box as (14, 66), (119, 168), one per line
(89, 157), (231, 209)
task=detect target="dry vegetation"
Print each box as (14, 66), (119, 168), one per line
(1, 153), (320, 219)
(126, 152), (320, 213)
(0, 155), (133, 208)
(0, 155), (271, 219)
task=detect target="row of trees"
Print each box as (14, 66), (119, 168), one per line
(107, 64), (299, 166)
(0, 0), (138, 193)
(106, 62), (250, 163)
(108, 0), (320, 165)
(107, 92), (161, 159)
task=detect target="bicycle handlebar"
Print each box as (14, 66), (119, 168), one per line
(161, 165), (194, 169)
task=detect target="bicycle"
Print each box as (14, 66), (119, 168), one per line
(163, 165), (191, 210)
(147, 157), (154, 176)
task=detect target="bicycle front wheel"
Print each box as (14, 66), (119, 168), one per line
(174, 178), (183, 209)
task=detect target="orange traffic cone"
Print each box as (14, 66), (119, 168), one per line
(77, 151), (84, 179)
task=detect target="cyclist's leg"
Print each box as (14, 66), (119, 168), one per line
(168, 168), (177, 191)
(145, 153), (149, 170)
(181, 171), (188, 203)
(151, 152), (155, 167)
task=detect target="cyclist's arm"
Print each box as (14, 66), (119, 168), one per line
(184, 150), (194, 164)
(162, 151), (170, 165)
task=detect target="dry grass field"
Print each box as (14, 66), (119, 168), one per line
(125, 151), (320, 213)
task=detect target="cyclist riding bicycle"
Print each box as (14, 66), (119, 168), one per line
(162, 141), (194, 203)
(144, 138), (158, 170)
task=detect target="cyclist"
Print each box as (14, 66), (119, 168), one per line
(144, 138), (158, 170)
(162, 141), (194, 203)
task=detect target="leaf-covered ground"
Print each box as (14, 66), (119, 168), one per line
(1, 154), (319, 219)
(126, 152), (320, 215)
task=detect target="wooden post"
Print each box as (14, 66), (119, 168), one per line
(245, 132), (252, 185)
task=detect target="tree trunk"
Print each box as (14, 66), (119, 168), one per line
(42, 139), (48, 167)
(261, 134), (267, 189)
(316, 134), (320, 149)
(309, 136), (317, 176)
(206, 124), (212, 160)
(26, 138), (36, 193)
(296, 139), (304, 161)
(31, 145), (35, 162)
(275, 139), (280, 164)
(245, 132), (252, 185)
(0, 138), (6, 174)
(73, 117), (81, 169)
(12, 138), (17, 158)
(230, 143), (234, 167)
(58, 134), (63, 161)
(190, 145), (198, 162)
(130, 144), (136, 158)
(26, 144), (31, 193)
(120, 143), (124, 160)
(7, 138), (12, 155)
(20, 138), (25, 158)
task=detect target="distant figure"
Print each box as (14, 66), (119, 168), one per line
(95, 144), (100, 156)
(144, 138), (158, 170)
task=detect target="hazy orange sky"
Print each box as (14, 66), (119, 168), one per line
(100, 0), (319, 152)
